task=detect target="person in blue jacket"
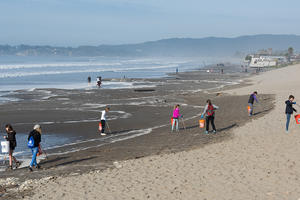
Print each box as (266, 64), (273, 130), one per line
(28, 124), (42, 171)
(248, 91), (259, 116)
(285, 95), (297, 133)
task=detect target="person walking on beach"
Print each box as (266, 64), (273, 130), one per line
(248, 91), (259, 116)
(172, 104), (182, 132)
(28, 124), (42, 172)
(3, 124), (21, 170)
(285, 95), (297, 133)
(100, 107), (110, 136)
(201, 99), (219, 134)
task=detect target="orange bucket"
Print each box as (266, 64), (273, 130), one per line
(99, 122), (102, 131)
(171, 117), (177, 126)
(199, 119), (205, 128)
(295, 114), (300, 124)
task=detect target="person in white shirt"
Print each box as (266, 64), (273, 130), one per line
(100, 107), (110, 136)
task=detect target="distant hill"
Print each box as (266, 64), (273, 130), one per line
(1, 34), (300, 57)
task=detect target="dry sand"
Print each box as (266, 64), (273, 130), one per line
(20, 64), (300, 199)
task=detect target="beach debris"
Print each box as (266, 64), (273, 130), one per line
(216, 92), (222, 96)
(0, 177), (19, 187)
(19, 180), (34, 191)
(134, 89), (155, 92)
(0, 185), (6, 194)
(113, 161), (122, 169)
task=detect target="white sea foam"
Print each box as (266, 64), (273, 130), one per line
(0, 64), (178, 78)
(0, 61), (122, 70)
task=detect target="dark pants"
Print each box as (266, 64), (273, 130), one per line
(286, 113), (291, 131)
(206, 116), (216, 131)
(101, 120), (106, 133)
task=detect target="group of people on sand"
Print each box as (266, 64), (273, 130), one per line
(2, 91), (299, 171)
(3, 124), (42, 171)
(171, 100), (219, 134)
(171, 91), (299, 134)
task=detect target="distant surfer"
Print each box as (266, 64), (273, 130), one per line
(97, 76), (102, 88)
(176, 68), (178, 74)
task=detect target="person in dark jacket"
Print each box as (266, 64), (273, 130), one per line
(201, 99), (219, 134)
(28, 124), (42, 171)
(248, 91), (259, 116)
(285, 95), (297, 133)
(3, 124), (21, 170)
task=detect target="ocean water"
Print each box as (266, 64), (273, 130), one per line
(0, 56), (217, 103)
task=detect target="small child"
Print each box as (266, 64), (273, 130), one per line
(285, 95), (297, 133)
(100, 107), (110, 136)
(172, 104), (182, 132)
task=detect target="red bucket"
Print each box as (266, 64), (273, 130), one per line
(171, 117), (177, 126)
(295, 114), (300, 124)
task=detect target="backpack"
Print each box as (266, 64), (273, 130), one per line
(207, 104), (215, 116)
(27, 136), (35, 148)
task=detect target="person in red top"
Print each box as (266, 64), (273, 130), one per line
(201, 99), (219, 134)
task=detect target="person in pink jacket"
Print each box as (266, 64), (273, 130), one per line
(172, 104), (182, 132)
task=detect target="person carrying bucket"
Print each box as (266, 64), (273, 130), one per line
(248, 91), (259, 116)
(171, 104), (182, 132)
(285, 95), (297, 133)
(100, 107), (110, 136)
(3, 124), (21, 170)
(28, 124), (42, 172)
(201, 99), (219, 134)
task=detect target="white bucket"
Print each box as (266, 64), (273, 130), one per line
(1, 141), (9, 153)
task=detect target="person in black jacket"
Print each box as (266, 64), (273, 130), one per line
(285, 95), (297, 133)
(3, 124), (21, 170)
(28, 124), (42, 171)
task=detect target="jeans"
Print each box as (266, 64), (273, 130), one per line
(101, 120), (106, 133)
(206, 116), (216, 131)
(172, 118), (179, 131)
(248, 103), (253, 115)
(286, 113), (291, 131)
(30, 147), (39, 167)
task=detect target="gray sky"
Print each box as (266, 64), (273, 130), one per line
(1, 0), (300, 46)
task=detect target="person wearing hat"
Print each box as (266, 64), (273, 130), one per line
(28, 124), (42, 172)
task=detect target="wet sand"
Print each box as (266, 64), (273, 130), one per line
(0, 65), (274, 199)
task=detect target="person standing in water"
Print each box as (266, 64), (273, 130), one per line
(201, 99), (219, 134)
(285, 95), (297, 133)
(100, 107), (110, 136)
(87, 76), (91, 85)
(28, 124), (42, 172)
(172, 104), (182, 132)
(97, 76), (102, 88)
(3, 124), (21, 170)
(248, 91), (259, 116)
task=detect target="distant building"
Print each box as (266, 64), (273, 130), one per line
(248, 55), (286, 68)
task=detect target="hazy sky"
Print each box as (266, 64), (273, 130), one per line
(1, 0), (300, 46)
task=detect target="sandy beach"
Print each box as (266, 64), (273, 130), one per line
(1, 63), (293, 199)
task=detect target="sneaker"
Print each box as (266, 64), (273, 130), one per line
(28, 167), (33, 172)
(213, 130), (217, 134)
(15, 161), (21, 169)
(205, 131), (209, 134)
(35, 164), (41, 169)
(6, 166), (13, 171)
(286, 130), (289, 134)
(101, 133), (106, 136)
